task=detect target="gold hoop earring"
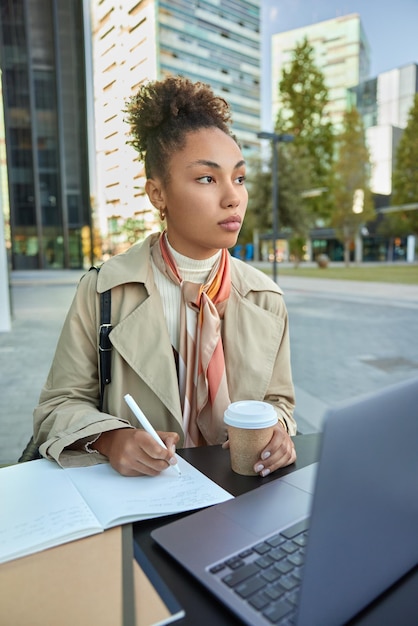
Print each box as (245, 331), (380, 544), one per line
(159, 208), (166, 221)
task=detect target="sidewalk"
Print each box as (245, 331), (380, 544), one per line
(1, 271), (84, 465)
(1, 270), (417, 465)
(277, 274), (418, 305)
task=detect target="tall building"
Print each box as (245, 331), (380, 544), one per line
(0, 0), (92, 270)
(349, 63), (418, 197)
(91, 0), (261, 251)
(271, 13), (370, 129)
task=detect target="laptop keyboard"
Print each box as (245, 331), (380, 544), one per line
(208, 517), (310, 625)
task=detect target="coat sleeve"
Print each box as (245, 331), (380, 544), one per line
(263, 299), (297, 435)
(33, 270), (132, 467)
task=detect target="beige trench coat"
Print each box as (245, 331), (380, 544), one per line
(33, 233), (296, 467)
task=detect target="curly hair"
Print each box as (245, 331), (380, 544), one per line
(125, 75), (236, 182)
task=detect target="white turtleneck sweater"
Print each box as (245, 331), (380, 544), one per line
(151, 239), (221, 352)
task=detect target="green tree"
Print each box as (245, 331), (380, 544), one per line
(275, 38), (334, 221)
(241, 155), (271, 243)
(246, 39), (334, 259)
(243, 145), (313, 259)
(389, 93), (418, 235)
(331, 107), (374, 265)
(120, 216), (147, 244)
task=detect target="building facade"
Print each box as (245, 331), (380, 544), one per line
(310, 62), (418, 264)
(349, 63), (418, 197)
(271, 13), (370, 130)
(271, 17), (417, 263)
(91, 0), (261, 253)
(0, 0), (93, 270)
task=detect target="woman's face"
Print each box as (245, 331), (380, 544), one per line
(147, 127), (248, 259)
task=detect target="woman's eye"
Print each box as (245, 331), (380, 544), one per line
(197, 175), (214, 184)
(235, 175), (246, 185)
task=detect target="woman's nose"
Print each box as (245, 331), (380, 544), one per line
(221, 184), (240, 209)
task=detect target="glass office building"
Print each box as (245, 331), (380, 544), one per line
(158, 0), (260, 151)
(349, 63), (418, 196)
(271, 13), (370, 130)
(91, 0), (260, 251)
(0, 0), (92, 269)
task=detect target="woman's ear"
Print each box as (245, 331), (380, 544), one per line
(145, 178), (166, 210)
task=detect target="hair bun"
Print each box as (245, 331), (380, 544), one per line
(124, 75), (234, 179)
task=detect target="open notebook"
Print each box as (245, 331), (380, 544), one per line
(0, 454), (232, 564)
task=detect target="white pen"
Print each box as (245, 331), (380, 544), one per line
(124, 393), (181, 476)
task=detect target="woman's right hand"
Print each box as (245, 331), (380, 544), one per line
(92, 428), (180, 476)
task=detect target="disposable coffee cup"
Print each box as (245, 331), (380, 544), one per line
(224, 401), (278, 476)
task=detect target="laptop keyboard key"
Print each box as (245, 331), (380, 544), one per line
(209, 562), (226, 574)
(281, 540), (299, 554)
(287, 552), (304, 567)
(293, 533), (308, 547)
(261, 567), (282, 583)
(225, 556), (244, 569)
(291, 567), (303, 582)
(270, 546), (288, 561)
(222, 562), (260, 587)
(274, 560), (294, 575)
(266, 533), (286, 547)
(253, 541), (273, 555)
(248, 590), (271, 610)
(263, 598), (293, 623)
(281, 518), (310, 539)
(235, 574), (266, 598)
(279, 575), (299, 592)
(287, 589), (300, 605)
(264, 585), (285, 601)
(255, 555), (275, 569)
(239, 548), (253, 558)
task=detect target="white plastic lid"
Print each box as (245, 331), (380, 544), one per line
(224, 401), (278, 429)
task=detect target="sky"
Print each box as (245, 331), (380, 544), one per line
(261, 0), (418, 127)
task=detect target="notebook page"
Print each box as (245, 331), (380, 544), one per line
(0, 459), (102, 563)
(66, 454), (233, 528)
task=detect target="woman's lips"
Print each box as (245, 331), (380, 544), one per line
(218, 216), (242, 232)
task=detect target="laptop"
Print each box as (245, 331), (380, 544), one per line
(152, 377), (418, 625)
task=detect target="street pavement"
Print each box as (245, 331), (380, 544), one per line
(1, 267), (418, 466)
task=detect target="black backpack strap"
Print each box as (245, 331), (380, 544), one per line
(99, 289), (112, 410)
(89, 266), (112, 411)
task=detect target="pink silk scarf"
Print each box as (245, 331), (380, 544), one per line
(151, 232), (231, 446)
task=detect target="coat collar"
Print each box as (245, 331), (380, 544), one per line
(230, 256), (283, 297)
(96, 232), (160, 294)
(96, 232), (283, 297)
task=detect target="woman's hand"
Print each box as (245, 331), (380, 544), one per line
(253, 424), (296, 476)
(222, 423), (296, 477)
(92, 428), (180, 476)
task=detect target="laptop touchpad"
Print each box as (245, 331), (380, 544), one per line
(217, 478), (313, 538)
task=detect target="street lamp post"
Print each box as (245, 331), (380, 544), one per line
(257, 131), (293, 284)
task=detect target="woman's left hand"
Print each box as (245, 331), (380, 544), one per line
(253, 425), (296, 477)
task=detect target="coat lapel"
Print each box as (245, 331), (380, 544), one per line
(223, 292), (284, 401)
(109, 290), (183, 421)
(224, 262), (285, 402)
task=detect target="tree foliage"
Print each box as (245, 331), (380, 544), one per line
(244, 146), (313, 244)
(275, 38), (335, 220)
(245, 37), (336, 251)
(388, 93), (418, 235)
(330, 107), (374, 265)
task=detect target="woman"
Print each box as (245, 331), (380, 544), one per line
(33, 76), (297, 477)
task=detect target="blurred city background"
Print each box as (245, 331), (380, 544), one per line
(1, 0), (418, 284)
(1, 1), (418, 462)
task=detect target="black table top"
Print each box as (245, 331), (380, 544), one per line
(132, 434), (418, 626)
